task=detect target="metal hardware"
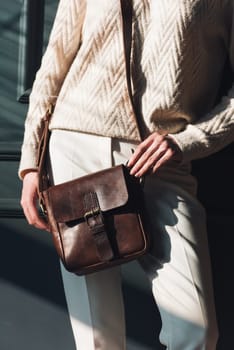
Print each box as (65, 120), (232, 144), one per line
(84, 208), (100, 225)
(39, 199), (47, 216)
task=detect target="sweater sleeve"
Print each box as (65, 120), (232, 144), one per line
(172, 89), (234, 162)
(172, 2), (234, 162)
(19, 0), (85, 179)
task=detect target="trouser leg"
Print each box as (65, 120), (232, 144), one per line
(49, 131), (126, 350)
(60, 264), (125, 350)
(140, 175), (218, 349)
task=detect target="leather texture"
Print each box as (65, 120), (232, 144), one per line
(41, 164), (149, 275)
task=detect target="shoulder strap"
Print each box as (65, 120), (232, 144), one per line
(120, 0), (133, 99)
(120, 0), (144, 141)
(37, 105), (53, 193)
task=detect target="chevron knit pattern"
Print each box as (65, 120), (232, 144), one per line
(19, 0), (234, 177)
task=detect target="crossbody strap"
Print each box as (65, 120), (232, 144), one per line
(120, 0), (144, 141)
(37, 105), (53, 194)
(120, 0), (133, 105)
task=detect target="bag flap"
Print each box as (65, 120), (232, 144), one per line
(47, 165), (130, 223)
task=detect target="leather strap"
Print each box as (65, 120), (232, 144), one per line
(37, 105), (53, 194)
(120, 0), (144, 141)
(83, 192), (114, 261)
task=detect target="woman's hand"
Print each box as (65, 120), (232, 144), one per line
(128, 132), (182, 177)
(20, 172), (50, 231)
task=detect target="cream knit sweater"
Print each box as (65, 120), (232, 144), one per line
(19, 0), (234, 177)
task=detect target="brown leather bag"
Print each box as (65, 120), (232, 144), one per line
(37, 0), (150, 275)
(38, 142), (149, 275)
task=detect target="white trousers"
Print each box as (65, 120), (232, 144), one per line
(49, 130), (218, 350)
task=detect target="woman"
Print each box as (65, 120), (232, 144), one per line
(20, 0), (234, 349)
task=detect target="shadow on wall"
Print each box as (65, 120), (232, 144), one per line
(0, 219), (76, 350)
(0, 219), (165, 350)
(192, 143), (234, 350)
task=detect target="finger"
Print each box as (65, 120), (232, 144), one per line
(24, 205), (49, 231)
(21, 174), (50, 231)
(135, 142), (175, 177)
(29, 208), (49, 230)
(128, 142), (151, 168)
(128, 134), (160, 167)
(131, 138), (170, 176)
(21, 197), (49, 231)
(130, 150), (156, 176)
(152, 148), (175, 173)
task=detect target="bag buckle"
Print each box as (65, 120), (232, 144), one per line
(84, 207), (100, 227)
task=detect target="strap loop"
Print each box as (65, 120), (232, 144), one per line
(83, 192), (114, 262)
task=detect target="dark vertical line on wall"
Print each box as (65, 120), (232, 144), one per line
(17, 0), (45, 103)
